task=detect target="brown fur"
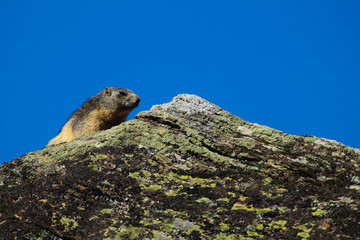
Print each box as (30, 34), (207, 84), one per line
(47, 120), (76, 146)
(47, 87), (140, 146)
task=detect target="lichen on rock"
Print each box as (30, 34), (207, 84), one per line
(0, 94), (359, 239)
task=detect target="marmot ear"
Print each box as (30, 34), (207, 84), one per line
(105, 88), (111, 96)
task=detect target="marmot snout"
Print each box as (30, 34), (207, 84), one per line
(47, 87), (140, 146)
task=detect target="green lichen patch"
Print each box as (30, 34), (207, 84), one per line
(60, 217), (78, 231)
(293, 223), (314, 239)
(269, 220), (287, 230)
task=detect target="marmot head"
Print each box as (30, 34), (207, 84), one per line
(98, 87), (140, 112)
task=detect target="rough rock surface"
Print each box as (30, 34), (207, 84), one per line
(0, 94), (359, 240)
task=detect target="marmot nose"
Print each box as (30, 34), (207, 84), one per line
(135, 97), (140, 104)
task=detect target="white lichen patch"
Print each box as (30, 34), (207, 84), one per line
(317, 176), (333, 182)
(288, 156), (308, 165)
(151, 94), (218, 116)
(354, 148), (360, 155)
(338, 197), (354, 204)
(332, 151), (345, 157)
(350, 176), (360, 183)
(237, 125), (253, 136)
(172, 218), (195, 231)
(262, 144), (281, 152)
(349, 185), (360, 191)
(314, 139), (340, 149)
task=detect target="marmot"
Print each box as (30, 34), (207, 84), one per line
(47, 87), (140, 146)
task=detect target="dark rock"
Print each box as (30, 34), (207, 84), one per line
(1, 94), (359, 239)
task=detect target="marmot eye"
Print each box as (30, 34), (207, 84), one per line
(105, 88), (112, 96)
(119, 91), (127, 96)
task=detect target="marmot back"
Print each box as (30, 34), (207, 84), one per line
(47, 87), (140, 146)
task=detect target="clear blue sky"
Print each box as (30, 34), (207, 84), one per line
(1, 1), (359, 164)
